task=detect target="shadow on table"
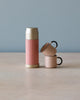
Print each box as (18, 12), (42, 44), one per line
(39, 66), (45, 68)
(40, 65), (80, 69)
(58, 65), (80, 68)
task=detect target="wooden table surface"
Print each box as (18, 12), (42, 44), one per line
(0, 53), (80, 100)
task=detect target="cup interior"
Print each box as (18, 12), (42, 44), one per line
(45, 55), (57, 57)
(40, 43), (49, 52)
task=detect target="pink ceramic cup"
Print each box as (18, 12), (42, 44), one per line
(45, 55), (63, 68)
(40, 41), (58, 56)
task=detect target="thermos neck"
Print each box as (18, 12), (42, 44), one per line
(26, 28), (38, 40)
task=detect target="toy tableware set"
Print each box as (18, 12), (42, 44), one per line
(25, 27), (63, 68)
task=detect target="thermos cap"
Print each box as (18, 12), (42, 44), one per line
(26, 27), (38, 40)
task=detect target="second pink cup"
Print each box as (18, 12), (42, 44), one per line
(45, 55), (63, 68)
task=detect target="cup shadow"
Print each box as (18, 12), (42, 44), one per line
(39, 66), (45, 68)
(40, 65), (80, 69)
(57, 65), (80, 69)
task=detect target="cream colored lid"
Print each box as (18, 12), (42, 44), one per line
(26, 27), (38, 40)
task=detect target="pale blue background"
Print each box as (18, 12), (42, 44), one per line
(0, 0), (80, 52)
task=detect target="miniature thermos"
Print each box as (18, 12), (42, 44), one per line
(25, 28), (39, 68)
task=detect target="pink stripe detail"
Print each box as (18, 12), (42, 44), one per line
(26, 40), (39, 65)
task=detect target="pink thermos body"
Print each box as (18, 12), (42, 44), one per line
(25, 28), (39, 68)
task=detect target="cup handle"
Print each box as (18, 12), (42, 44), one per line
(57, 57), (63, 65)
(51, 41), (58, 48)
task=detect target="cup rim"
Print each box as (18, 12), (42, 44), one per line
(40, 43), (49, 52)
(45, 55), (57, 57)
